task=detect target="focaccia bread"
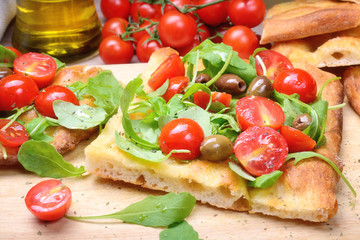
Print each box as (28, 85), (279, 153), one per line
(343, 66), (360, 115)
(261, 0), (360, 44)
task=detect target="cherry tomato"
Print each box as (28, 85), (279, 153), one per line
(255, 50), (294, 81)
(148, 53), (185, 90)
(34, 85), (80, 119)
(0, 74), (39, 111)
(196, 0), (229, 27)
(234, 126), (288, 176)
(162, 76), (189, 102)
(99, 35), (134, 64)
(159, 118), (204, 160)
(14, 52), (57, 89)
(101, 0), (131, 20)
(273, 68), (317, 103)
(158, 11), (197, 48)
(25, 179), (72, 221)
(279, 125), (316, 153)
(222, 25), (259, 59)
(164, 0), (193, 13)
(6, 46), (22, 57)
(211, 92), (232, 107)
(193, 91), (211, 109)
(101, 18), (129, 39)
(196, 24), (212, 42)
(236, 96), (285, 131)
(136, 36), (162, 63)
(176, 37), (201, 57)
(0, 119), (28, 147)
(228, 0), (266, 28)
(211, 23), (232, 43)
(130, 0), (162, 22)
(132, 19), (158, 44)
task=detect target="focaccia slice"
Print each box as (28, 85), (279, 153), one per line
(343, 66), (360, 115)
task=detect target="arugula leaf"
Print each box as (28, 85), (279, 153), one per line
(25, 117), (58, 142)
(228, 162), (256, 181)
(177, 106), (212, 137)
(159, 221), (202, 240)
(68, 81), (88, 99)
(18, 140), (86, 178)
(67, 192), (196, 227)
(0, 45), (17, 67)
(247, 171), (283, 188)
(182, 83), (212, 110)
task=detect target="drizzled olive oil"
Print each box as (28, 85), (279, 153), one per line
(12, 0), (102, 62)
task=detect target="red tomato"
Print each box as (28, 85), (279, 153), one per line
(197, 24), (212, 42)
(193, 91), (211, 109)
(132, 19), (158, 44)
(196, 0), (229, 27)
(101, 0), (131, 20)
(136, 36), (162, 63)
(279, 125), (316, 153)
(99, 35), (134, 64)
(228, 0), (266, 28)
(234, 126), (288, 176)
(164, 0), (193, 13)
(148, 53), (185, 90)
(159, 118), (204, 160)
(0, 119), (28, 147)
(14, 52), (57, 89)
(210, 23), (232, 43)
(211, 92), (232, 107)
(254, 50), (294, 81)
(6, 46), (22, 57)
(162, 76), (189, 102)
(130, 0), (162, 22)
(273, 68), (317, 103)
(0, 74), (39, 111)
(101, 18), (129, 39)
(34, 85), (80, 119)
(222, 25), (259, 59)
(176, 37), (201, 56)
(158, 11), (197, 48)
(25, 179), (72, 221)
(236, 96), (285, 131)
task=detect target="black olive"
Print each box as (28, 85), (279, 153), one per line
(292, 113), (312, 131)
(246, 75), (273, 98)
(0, 67), (13, 80)
(215, 74), (246, 95)
(195, 73), (211, 84)
(200, 135), (233, 161)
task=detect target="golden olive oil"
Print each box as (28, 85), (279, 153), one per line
(12, 0), (102, 62)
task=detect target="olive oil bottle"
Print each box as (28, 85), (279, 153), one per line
(12, 0), (102, 62)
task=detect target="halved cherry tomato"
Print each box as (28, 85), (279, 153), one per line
(162, 76), (189, 102)
(273, 68), (317, 103)
(211, 92), (232, 107)
(236, 96), (285, 131)
(13, 52), (57, 89)
(0, 73), (39, 111)
(234, 126), (288, 176)
(34, 85), (80, 119)
(148, 53), (185, 90)
(136, 36), (163, 63)
(101, 17), (129, 39)
(159, 118), (204, 160)
(193, 91), (211, 109)
(25, 179), (72, 221)
(254, 50), (294, 81)
(0, 119), (28, 147)
(279, 125), (316, 153)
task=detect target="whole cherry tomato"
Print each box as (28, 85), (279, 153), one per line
(196, 0), (229, 27)
(130, 0), (162, 22)
(136, 36), (163, 63)
(234, 126), (288, 176)
(159, 118), (204, 160)
(132, 19), (158, 44)
(193, 91), (211, 109)
(34, 85), (80, 119)
(101, 0), (131, 20)
(228, 0), (266, 28)
(211, 92), (232, 107)
(14, 52), (57, 89)
(196, 24), (212, 42)
(236, 96), (285, 131)
(0, 74), (39, 111)
(25, 179), (72, 221)
(279, 125), (316, 153)
(0, 119), (28, 147)
(254, 50), (294, 81)
(162, 76), (189, 102)
(101, 18), (129, 39)
(164, 0), (193, 13)
(273, 68), (317, 103)
(158, 11), (197, 48)
(222, 25), (259, 59)
(99, 35), (134, 64)
(210, 23), (232, 43)
(148, 53), (185, 90)
(176, 37), (201, 56)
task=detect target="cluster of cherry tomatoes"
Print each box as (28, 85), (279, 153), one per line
(99, 0), (266, 64)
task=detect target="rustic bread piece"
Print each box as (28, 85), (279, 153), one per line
(343, 66), (360, 115)
(261, 0), (360, 44)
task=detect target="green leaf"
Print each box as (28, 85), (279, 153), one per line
(0, 45), (17, 66)
(159, 221), (202, 240)
(182, 83), (212, 110)
(67, 192), (196, 227)
(247, 171), (283, 188)
(68, 81), (89, 99)
(177, 106), (212, 137)
(18, 140), (86, 178)
(228, 162), (256, 181)
(25, 117), (58, 142)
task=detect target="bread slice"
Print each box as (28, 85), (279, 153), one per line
(343, 66), (360, 116)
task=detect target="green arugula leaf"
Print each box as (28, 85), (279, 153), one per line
(25, 117), (58, 142)
(68, 81), (89, 99)
(177, 106), (212, 137)
(18, 140), (86, 178)
(228, 162), (256, 181)
(159, 221), (202, 240)
(247, 171), (283, 188)
(0, 45), (17, 67)
(182, 83), (212, 110)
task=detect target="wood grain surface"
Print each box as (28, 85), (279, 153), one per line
(0, 64), (359, 240)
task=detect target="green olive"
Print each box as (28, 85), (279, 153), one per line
(215, 74), (246, 95)
(200, 135), (233, 161)
(246, 75), (273, 98)
(0, 67), (13, 80)
(195, 73), (211, 84)
(292, 113), (312, 131)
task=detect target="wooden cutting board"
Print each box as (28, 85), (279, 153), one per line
(1, 63), (359, 240)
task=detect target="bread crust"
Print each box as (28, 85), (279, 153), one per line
(343, 66), (360, 115)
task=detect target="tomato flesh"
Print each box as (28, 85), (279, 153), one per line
(25, 179), (72, 221)
(211, 92), (232, 107)
(162, 76), (189, 102)
(279, 125), (316, 153)
(234, 126), (288, 176)
(0, 119), (28, 147)
(193, 91), (211, 109)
